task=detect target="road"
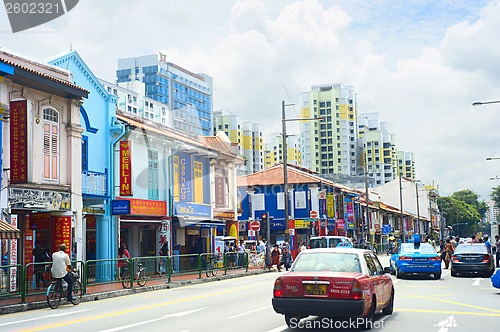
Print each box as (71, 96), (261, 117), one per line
(0, 255), (498, 332)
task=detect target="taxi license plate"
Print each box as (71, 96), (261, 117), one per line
(306, 284), (326, 295)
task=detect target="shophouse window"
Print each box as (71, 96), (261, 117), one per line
(81, 135), (88, 171)
(43, 108), (59, 181)
(148, 150), (159, 200)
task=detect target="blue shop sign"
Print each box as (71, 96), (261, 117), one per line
(174, 202), (211, 218)
(382, 224), (392, 234)
(346, 222), (356, 230)
(111, 200), (130, 215)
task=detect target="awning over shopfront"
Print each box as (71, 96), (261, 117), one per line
(173, 216), (225, 228)
(0, 219), (20, 239)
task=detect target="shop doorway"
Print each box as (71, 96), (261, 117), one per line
(140, 228), (156, 257)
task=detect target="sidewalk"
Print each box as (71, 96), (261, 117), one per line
(0, 266), (270, 315)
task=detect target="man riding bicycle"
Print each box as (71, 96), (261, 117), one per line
(51, 244), (76, 303)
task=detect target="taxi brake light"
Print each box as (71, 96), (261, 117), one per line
(273, 278), (283, 297)
(482, 256), (491, 263)
(350, 280), (362, 300)
(452, 255), (459, 262)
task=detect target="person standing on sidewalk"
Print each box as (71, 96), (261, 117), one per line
(443, 239), (453, 269)
(33, 241), (49, 289)
(238, 239), (245, 267)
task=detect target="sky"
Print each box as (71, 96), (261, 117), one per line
(1, 0), (500, 201)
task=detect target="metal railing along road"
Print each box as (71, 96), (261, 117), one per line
(0, 252), (257, 305)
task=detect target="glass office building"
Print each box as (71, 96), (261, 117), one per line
(117, 54), (213, 136)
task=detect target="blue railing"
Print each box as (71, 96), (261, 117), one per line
(82, 169), (108, 196)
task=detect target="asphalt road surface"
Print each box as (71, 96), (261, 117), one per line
(0, 255), (498, 332)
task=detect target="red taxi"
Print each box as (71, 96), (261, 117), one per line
(272, 248), (394, 329)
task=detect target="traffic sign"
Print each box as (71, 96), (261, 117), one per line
(310, 211), (318, 218)
(249, 221), (260, 231)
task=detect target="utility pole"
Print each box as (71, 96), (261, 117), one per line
(281, 100), (289, 241)
(364, 160), (369, 248)
(399, 173), (404, 242)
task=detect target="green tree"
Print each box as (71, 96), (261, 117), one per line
(451, 189), (488, 218)
(491, 185), (500, 208)
(438, 195), (481, 237)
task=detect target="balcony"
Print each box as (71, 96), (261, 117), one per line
(82, 169), (108, 197)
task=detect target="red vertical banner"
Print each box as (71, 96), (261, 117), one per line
(215, 177), (226, 208)
(24, 216), (34, 265)
(120, 141), (132, 196)
(288, 219), (297, 259)
(53, 217), (71, 254)
(10, 100), (28, 183)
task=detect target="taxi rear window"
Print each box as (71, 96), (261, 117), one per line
(292, 252), (361, 273)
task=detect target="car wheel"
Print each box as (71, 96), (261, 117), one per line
(360, 298), (376, 330)
(451, 268), (457, 277)
(396, 267), (403, 279)
(284, 314), (300, 328)
(382, 289), (394, 315)
(434, 272), (441, 280)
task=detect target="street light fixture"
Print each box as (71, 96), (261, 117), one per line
(473, 101), (500, 106)
(281, 100), (324, 247)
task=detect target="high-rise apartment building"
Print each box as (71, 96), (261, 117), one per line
(213, 110), (264, 175)
(396, 151), (416, 179)
(99, 79), (170, 126)
(359, 113), (397, 185)
(299, 84), (359, 176)
(487, 200), (499, 238)
(116, 53), (213, 135)
(264, 133), (301, 168)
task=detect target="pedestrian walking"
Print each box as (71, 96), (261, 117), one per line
(444, 239), (453, 269)
(438, 239), (446, 262)
(281, 239), (291, 271)
(268, 244), (281, 271)
(495, 235), (500, 268)
(159, 241), (169, 276)
(483, 236), (492, 253)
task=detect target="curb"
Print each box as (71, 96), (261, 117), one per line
(0, 269), (270, 315)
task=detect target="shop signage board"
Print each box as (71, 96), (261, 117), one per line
(119, 141), (132, 196)
(117, 198), (167, 216)
(215, 177), (226, 208)
(178, 155), (193, 202)
(53, 216), (71, 254)
(174, 201), (210, 218)
(111, 199), (130, 215)
(327, 194), (335, 218)
(213, 209), (234, 220)
(10, 100), (28, 184)
(10, 215), (18, 292)
(8, 188), (71, 211)
(156, 220), (171, 257)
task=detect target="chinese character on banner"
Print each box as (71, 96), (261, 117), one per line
(156, 220), (171, 256)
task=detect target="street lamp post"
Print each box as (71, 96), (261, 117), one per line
(399, 173), (404, 242)
(281, 101), (324, 246)
(473, 101), (500, 106)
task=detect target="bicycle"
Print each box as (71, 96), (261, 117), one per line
(121, 260), (147, 288)
(46, 270), (82, 309)
(205, 254), (221, 277)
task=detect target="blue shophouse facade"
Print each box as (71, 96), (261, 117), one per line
(50, 51), (120, 261)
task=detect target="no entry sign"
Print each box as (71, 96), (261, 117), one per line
(249, 221), (260, 231)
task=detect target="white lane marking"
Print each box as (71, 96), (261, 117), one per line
(472, 277), (483, 286)
(99, 308), (205, 332)
(228, 305), (272, 319)
(434, 315), (458, 331)
(0, 309), (92, 327)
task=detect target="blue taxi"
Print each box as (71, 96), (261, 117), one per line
(390, 242), (442, 279)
